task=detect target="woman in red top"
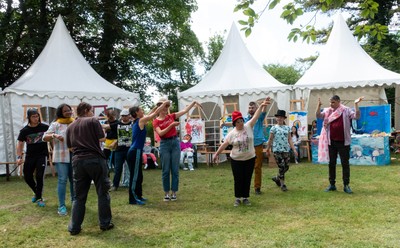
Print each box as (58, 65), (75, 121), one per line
(153, 97), (201, 201)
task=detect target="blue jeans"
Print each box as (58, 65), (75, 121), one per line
(55, 162), (74, 207)
(113, 150), (128, 188)
(160, 138), (180, 192)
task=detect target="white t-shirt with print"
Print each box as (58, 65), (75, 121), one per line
(225, 123), (255, 161)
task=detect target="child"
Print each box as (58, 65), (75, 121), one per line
(266, 110), (298, 192)
(310, 120), (318, 138)
(290, 126), (301, 164)
(142, 137), (158, 169)
(180, 134), (194, 171)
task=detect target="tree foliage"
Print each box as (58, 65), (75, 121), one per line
(234, 0), (399, 43)
(202, 31), (225, 71)
(0, 0), (204, 105)
(263, 63), (302, 85)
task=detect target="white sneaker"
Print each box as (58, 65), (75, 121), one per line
(183, 167), (188, 171)
(144, 164), (148, 169)
(154, 162), (158, 167)
(190, 168), (194, 171)
(295, 161), (298, 164)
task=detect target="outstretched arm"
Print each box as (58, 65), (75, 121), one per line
(353, 96), (364, 120)
(213, 139), (230, 163)
(316, 98), (323, 119)
(174, 101), (202, 119)
(139, 102), (169, 129)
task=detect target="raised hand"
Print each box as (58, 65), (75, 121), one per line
(354, 96), (364, 104)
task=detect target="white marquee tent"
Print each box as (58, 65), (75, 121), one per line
(0, 16), (139, 167)
(294, 14), (400, 124)
(178, 22), (291, 123)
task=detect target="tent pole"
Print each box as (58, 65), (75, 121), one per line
(0, 93), (8, 162)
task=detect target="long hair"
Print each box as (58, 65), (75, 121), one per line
(55, 103), (72, 119)
(291, 125), (299, 139)
(76, 102), (92, 117)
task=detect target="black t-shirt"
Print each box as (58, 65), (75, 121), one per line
(17, 123), (49, 157)
(105, 120), (118, 139)
(116, 120), (132, 151)
(66, 117), (106, 161)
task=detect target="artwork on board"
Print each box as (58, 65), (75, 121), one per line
(353, 105), (391, 134)
(182, 118), (205, 143)
(289, 111), (308, 137)
(220, 115), (233, 143)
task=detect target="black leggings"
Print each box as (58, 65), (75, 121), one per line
(23, 155), (46, 199)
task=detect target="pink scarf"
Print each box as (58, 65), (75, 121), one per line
(318, 104), (345, 162)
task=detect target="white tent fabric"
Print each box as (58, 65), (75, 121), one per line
(296, 14), (400, 89)
(294, 14), (400, 122)
(4, 16), (137, 100)
(0, 16), (139, 169)
(178, 23), (291, 117)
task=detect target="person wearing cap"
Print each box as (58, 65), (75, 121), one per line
(110, 108), (132, 191)
(265, 109), (298, 192)
(244, 100), (269, 195)
(179, 134), (195, 171)
(16, 108), (49, 207)
(153, 97), (201, 201)
(127, 101), (169, 205)
(66, 102), (113, 235)
(316, 95), (363, 194)
(213, 98), (270, 207)
(103, 109), (118, 171)
(43, 103), (75, 215)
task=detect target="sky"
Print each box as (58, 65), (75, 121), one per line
(191, 0), (333, 66)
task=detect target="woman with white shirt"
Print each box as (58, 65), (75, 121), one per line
(213, 98), (270, 207)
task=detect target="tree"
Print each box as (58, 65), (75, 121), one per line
(0, 0), (204, 106)
(202, 32), (225, 71)
(263, 63), (302, 85)
(234, 0), (399, 43)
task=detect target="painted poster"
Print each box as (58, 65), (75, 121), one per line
(220, 115), (233, 143)
(289, 111), (308, 137)
(354, 105), (391, 134)
(183, 119), (205, 143)
(311, 136), (390, 165)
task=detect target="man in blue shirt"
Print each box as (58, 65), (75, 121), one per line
(245, 101), (267, 195)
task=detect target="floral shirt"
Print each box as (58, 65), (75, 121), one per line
(270, 125), (291, 153)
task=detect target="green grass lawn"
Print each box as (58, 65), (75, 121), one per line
(1, 159), (400, 248)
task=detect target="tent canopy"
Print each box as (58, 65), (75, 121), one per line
(0, 15), (138, 168)
(295, 14), (400, 89)
(179, 23), (290, 100)
(3, 15), (138, 102)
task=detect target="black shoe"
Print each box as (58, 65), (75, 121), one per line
(272, 176), (281, 187)
(255, 188), (261, 195)
(343, 185), (353, 194)
(100, 222), (114, 231)
(69, 229), (81, 236)
(281, 184), (288, 192)
(324, 184), (337, 192)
